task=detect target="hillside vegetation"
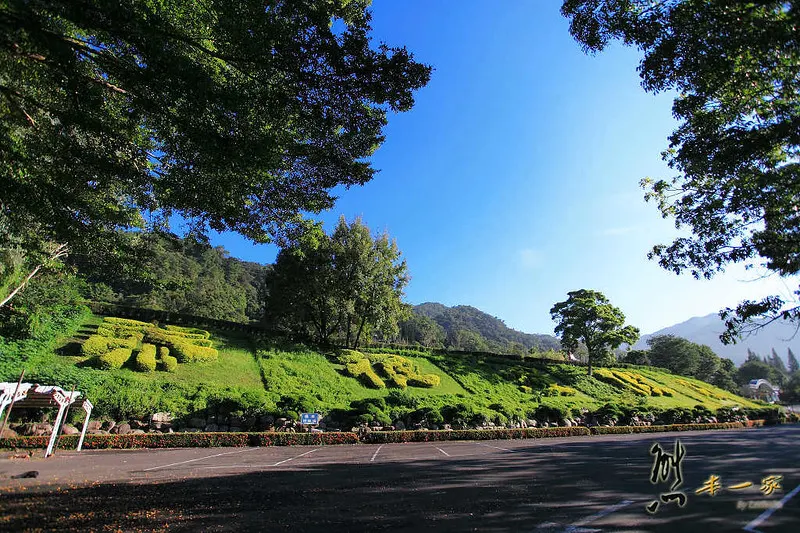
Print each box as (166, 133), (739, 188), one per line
(1, 313), (766, 431)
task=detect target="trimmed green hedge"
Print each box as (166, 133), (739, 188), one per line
(81, 334), (138, 357)
(164, 324), (211, 339)
(134, 344), (157, 372)
(96, 348), (133, 370)
(0, 423), (754, 451)
(170, 340), (219, 363)
(345, 358), (386, 388)
(588, 422), (744, 435)
(408, 374), (440, 388)
(0, 431), (358, 450)
(161, 353), (178, 373)
(362, 427), (592, 443)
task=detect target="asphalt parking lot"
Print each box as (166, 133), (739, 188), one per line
(1, 425), (798, 532)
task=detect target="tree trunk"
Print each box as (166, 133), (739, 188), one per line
(0, 243), (68, 309)
(345, 315), (352, 348)
(585, 340), (593, 377)
(354, 316), (367, 349)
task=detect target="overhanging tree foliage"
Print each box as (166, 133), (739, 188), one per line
(264, 217), (409, 347)
(561, 1), (800, 340)
(550, 289), (639, 376)
(0, 0), (430, 305)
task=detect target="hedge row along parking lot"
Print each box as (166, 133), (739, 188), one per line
(0, 422), (756, 450)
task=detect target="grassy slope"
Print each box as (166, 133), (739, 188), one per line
(5, 313), (762, 421)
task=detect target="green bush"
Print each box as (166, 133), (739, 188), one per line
(158, 346), (170, 359)
(170, 340), (219, 363)
(164, 324), (211, 339)
(160, 354), (179, 373)
(407, 373), (440, 388)
(134, 344), (157, 372)
(81, 335), (114, 357)
(336, 349), (366, 364)
(103, 317), (152, 329)
(81, 334), (139, 357)
(97, 348), (133, 370)
(345, 358), (385, 388)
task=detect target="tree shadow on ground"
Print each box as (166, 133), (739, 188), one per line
(2, 427), (798, 532)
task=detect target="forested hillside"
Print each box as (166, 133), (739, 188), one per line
(408, 302), (560, 354)
(75, 233), (269, 323)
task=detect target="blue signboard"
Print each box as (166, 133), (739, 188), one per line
(300, 413), (321, 425)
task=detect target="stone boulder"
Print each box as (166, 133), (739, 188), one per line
(151, 412), (173, 423)
(1, 427), (18, 438)
(114, 423), (132, 435)
(61, 424), (80, 435)
(87, 420), (102, 431)
(130, 429), (146, 434)
(130, 419), (149, 429)
(204, 423), (219, 432)
(32, 423), (53, 436)
(101, 420), (116, 432)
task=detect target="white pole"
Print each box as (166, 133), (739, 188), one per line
(45, 403), (68, 458)
(0, 370), (25, 436)
(77, 401), (92, 451)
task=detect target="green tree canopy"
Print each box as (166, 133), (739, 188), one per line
(264, 217), (409, 347)
(398, 313), (446, 348)
(1, 0), (430, 303)
(737, 359), (786, 387)
(645, 335), (702, 377)
(549, 289), (639, 376)
(561, 1), (800, 339)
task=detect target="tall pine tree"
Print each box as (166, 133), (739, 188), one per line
(769, 348), (788, 374)
(788, 348), (800, 374)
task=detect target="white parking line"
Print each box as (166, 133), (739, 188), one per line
(561, 499), (635, 533)
(479, 443), (513, 452)
(435, 446), (451, 457)
(142, 448), (260, 472)
(743, 483), (800, 533)
(370, 444), (384, 462)
(272, 448), (320, 466)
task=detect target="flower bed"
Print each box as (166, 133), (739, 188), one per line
(0, 431), (360, 450)
(0, 422), (754, 451)
(361, 427), (591, 444)
(588, 422), (744, 435)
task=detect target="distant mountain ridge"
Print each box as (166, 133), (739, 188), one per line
(634, 313), (800, 365)
(413, 302), (560, 352)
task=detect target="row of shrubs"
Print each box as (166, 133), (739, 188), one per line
(81, 317), (218, 371)
(0, 423), (748, 450)
(593, 368), (673, 397)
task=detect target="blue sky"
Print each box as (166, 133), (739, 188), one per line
(205, 1), (795, 336)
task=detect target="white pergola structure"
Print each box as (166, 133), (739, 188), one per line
(0, 382), (93, 457)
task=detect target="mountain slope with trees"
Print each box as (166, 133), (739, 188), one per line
(410, 302), (560, 354)
(634, 313), (800, 366)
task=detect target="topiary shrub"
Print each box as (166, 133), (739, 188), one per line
(81, 334), (139, 357)
(81, 335), (114, 357)
(170, 340), (219, 363)
(164, 324), (211, 339)
(407, 374), (440, 388)
(96, 348), (133, 370)
(160, 354), (178, 373)
(134, 344), (157, 372)
(345, 358), (385, 388)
